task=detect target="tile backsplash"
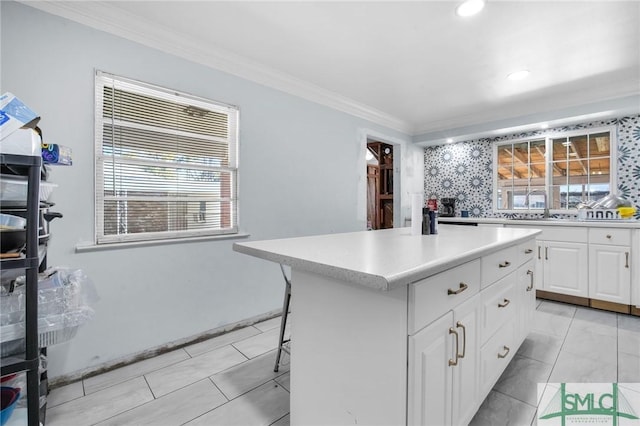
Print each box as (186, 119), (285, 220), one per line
(423, 114), (640, 219)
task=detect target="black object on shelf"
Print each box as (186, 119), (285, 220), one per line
(1, 153), (43, 426)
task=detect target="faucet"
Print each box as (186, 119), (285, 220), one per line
(525, 189), (549, 218)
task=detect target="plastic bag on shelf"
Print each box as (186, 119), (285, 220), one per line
(0, 267), (99, 346)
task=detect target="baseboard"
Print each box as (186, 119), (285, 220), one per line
(589, 299), (630, 314)
(536, 290), (590, 307)
(536, 290), (636, 315)
(48, 308), (282, 388)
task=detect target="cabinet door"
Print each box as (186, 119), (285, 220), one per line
(534, 241), (544, 290)
(452, 295), (481, 426)
(544, 242), (588, 297)
(589, 244), (631, 304)
(516, 261), (535, 345)
(408, 312), (454, 426)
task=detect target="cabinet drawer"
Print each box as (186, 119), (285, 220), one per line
(481, 245), (518, 288)
(480, 321), (516, 396)
(480, 274), (516, 343)
(517, 239), (536, 266)
(589, 228), (631, 246)
(507, 225), (587, 243)
(540, 226), (588, 243)
(409, 259), (480, 335)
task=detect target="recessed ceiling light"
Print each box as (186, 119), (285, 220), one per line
(540, 123), (549, 129)
(507, 70), (530, 81)
(446, 138), (454, 143)
(456, 0), (486, 17)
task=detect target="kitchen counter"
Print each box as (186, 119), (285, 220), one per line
(233, 226), (540, 291)
(439, 216), (640, 228)
(234, 226), (540, 425)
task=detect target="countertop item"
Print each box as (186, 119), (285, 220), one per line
(233, 226), (540, 291)
(439, 216), (640, 229)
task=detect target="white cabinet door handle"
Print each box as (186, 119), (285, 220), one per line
(526, 269), (534, 291)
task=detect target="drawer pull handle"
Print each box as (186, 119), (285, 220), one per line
(448, 328), (459, 366)
(498, 261), (511, 268)
(524, 249), (533, 254)
(545, 247), (548, 260)
(606, 234), (612, 239)
(526, 269), (534, 291)
(626, 252), (629, 268)
(456, 321), (467, 359)
(448, 282), (468, 295)
(498, 298), (510, 308)
(497, 345), (510, 359)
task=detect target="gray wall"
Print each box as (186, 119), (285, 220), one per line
(1, 2), (422, 379)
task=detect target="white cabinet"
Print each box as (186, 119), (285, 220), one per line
(516, 261), (535, 345)
(408, 242), (533, 426)
(543, 241), (588, 297)
(409, 294), (481, 426)
(409, 312), (453, 426)
(588, 228), (632, 305)
(507, 225), (589, 298)
(451, 295), (481, 426)
(589, 244), (630, 304)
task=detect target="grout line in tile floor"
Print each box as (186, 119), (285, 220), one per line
(45, 301), (638, 426)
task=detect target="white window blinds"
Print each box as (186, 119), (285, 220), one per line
(95, 71), (239, 244)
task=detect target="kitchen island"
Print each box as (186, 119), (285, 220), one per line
(234, 226), (541, 425)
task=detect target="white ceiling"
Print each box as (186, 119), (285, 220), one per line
(24, 1), (640, 142)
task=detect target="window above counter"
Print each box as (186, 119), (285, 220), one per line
(494, 126), (616, 213)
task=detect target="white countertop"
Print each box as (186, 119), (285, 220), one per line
(233, 226), (540, 291)
(439, 217), (640, 229)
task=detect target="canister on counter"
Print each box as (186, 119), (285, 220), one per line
(422, 208), (431, 235)
(429, 210), (438, 234)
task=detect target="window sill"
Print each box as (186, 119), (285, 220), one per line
(75, 232), (251, 253)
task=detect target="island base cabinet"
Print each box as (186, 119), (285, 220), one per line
(516, 261), (536, 346)
(408, 294), (481, 426)
(480, 321), (516, 397)
(290, 269), (409, 426)
(408, 312), (453, 426)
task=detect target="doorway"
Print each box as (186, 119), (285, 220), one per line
(366, 141), (394, 230)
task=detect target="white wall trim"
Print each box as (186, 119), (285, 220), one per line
(21, 1), (412, 135)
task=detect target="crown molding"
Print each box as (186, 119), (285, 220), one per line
(20, 1), (413, 134)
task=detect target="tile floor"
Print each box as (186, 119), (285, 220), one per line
(45, 300), (640, 426)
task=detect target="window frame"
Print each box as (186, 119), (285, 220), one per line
(493, 125), (617, 214)
(94, 70), (240, 244)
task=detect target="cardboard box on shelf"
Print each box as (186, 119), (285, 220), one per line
(0, 93), (40, 141)
(0, 128), (41, 156)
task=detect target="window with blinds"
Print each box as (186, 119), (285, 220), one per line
(95, 71), (239, 244)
